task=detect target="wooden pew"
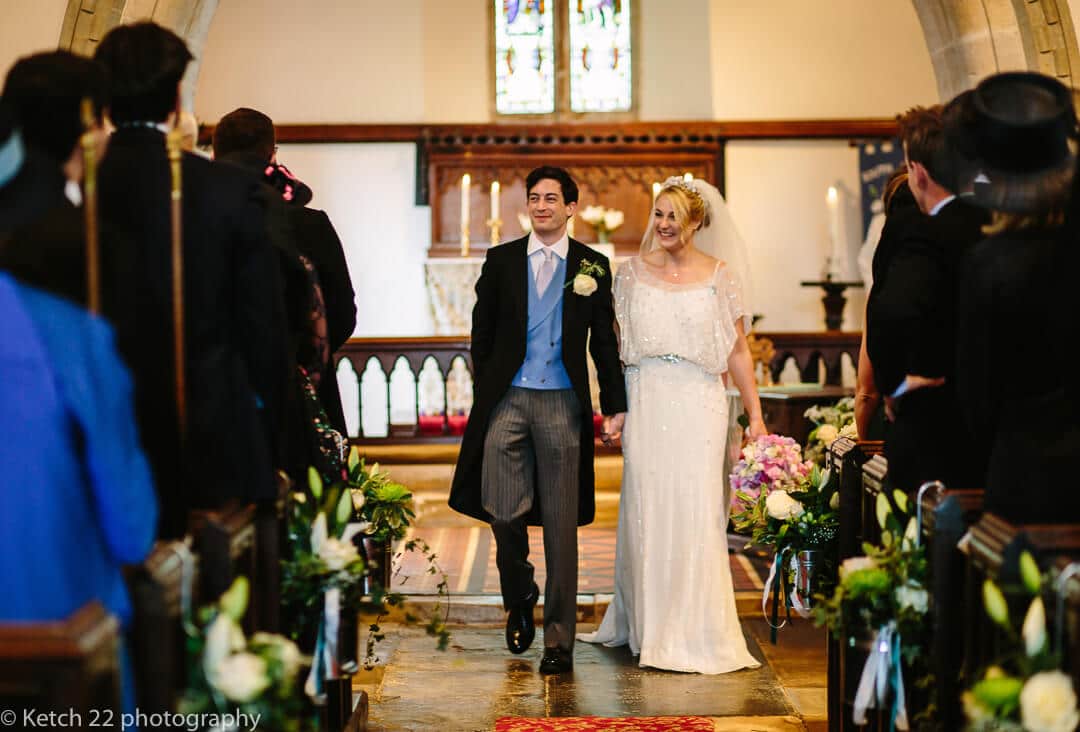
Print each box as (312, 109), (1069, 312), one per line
(252, 471), (292, 633)
(860, 453), (889, 548)
(189, 502), (257, 630)
(963, 515), (1080, 681)
(125, 540), (196, 714)
(0, 602), (121, 718)
(919, 485), (985, 732)
(826, 437), (883, 732)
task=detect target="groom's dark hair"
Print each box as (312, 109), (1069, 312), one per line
(526, 165), (579, 204)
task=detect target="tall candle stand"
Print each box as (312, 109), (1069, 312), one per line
(486, 217), (503, 247)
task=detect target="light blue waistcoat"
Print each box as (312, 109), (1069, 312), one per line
(512, 253), (572, 390)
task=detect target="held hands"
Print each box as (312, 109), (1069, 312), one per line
(601, 412), (626, 446)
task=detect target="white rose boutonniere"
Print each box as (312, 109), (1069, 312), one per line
(567, 259), (606, 297)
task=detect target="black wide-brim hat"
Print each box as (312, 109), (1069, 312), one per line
(949, 71), (1078, 213)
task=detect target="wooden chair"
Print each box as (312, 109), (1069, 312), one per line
(0, 602), (121, 717)
(125, 539), (197, 714)
(918, 485), (984, 732)
(189, 502), (257, 629)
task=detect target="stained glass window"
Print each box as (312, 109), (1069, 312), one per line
(494, 0), (556, 115)
(568, 0), (632, 113)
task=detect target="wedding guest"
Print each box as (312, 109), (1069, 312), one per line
(865, 104), (986, 494)
(0, 101), (70, 236)
(950, 72), (1080, 523)
(855, 166), (919, 439)
(94, 22), (288, 537)
(0, 271), (156, 712)
(0, 51), (138, 356)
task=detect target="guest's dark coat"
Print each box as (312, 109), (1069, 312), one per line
(956, 228), (1080, 523)
(289, 206), (356, 434)
(865, 195), (988, 493)
(449, 236), (627, 527)
(0, 148), (67, 236)
(97, 127), (286, 538)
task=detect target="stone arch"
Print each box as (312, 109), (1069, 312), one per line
(912, 0), (1080, 101)
(57, 0), (219, 111)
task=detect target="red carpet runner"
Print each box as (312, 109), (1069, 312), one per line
(495, 717), (716, 731)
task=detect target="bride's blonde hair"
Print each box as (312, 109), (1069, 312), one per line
(639, 181), (711, 255)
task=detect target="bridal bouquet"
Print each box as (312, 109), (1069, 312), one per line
(578, 204), (624, 243)
(962, 552), (1078, 732)
(803, 396), (857, 466)
(729, 433), (814, 525)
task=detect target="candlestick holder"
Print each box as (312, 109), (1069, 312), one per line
(486, 217), (502, 247)
(800, 278), (864, 331)
(460, 225), (470, 257)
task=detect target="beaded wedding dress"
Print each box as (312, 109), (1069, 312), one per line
(578, 256), (760, 674)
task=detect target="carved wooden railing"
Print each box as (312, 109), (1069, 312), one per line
(333, 331), (860, 441)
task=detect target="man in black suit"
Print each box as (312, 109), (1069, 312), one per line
(93, 22), (288, 538)
(0, 101), (70, 237)
(865, 104), (987, 495)
(449, 166), (627, 674)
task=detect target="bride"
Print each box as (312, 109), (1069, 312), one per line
(579, 176), (765, 674)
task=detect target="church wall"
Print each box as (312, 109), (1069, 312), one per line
(0, 0), (67, 77)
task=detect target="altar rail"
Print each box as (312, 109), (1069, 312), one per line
(334, 331), (860, 441)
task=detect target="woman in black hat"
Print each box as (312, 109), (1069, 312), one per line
(952, 71), (1080, 524)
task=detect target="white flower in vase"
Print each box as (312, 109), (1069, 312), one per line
(765, 489), (805, 521)
(214, 652), (271, 703)
(1020, 670), (1079, 732)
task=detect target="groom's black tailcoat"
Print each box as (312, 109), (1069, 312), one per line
(449, 236), (627, 526)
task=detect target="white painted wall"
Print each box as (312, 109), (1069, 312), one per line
(708, 0), (939, 119)
(725, 140), (866, 332)
(0, 0), (66, 79)
(274, 142), (433, 336)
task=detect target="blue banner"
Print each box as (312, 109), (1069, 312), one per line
(858, 138), (904, 235)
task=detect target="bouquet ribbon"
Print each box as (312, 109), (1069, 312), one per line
(762, 547), (812, 643)
(853, 621), (909, 731)
(304, 586), (342, 703)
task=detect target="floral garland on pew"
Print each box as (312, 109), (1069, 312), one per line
(813, 490), (930, 731)
(962, 551), (1079, 732)
(803, 396), (857, 467)
(730, 434), (839, 643)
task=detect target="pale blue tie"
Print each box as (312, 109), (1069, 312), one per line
(536, 248), (555, 297)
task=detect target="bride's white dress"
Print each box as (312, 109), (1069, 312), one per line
(579, 257), (761, 674)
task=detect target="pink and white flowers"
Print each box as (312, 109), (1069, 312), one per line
(730, 434), (813, 516)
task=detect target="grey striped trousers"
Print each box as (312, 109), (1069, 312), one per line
(481, 386), (582, 652)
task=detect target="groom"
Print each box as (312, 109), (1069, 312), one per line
(450, 166), (627, 674)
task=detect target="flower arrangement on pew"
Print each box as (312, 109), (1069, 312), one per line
(729, 435), (837, 640)
(280, 467), (369, 700)
(961, 551), (1079, 732)
(814, 490), (931, 730)
(803, 396), (857, 466)
(343, 448), (451, 666)
(180, 577), (313, 731)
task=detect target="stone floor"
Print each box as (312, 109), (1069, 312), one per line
(353, 449), (828, 731)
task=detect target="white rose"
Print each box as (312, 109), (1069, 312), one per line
(319, 536), (360, 571)
(765, 489), (804, 521)
(251, 632), (303, 680)
(839, 556), (877, 580)
(894, 583), (929, 614)
(1020, 670), (1079, 732)
(839, 422), (858, 439)
(580, 205), (604, 225)
(1022, 596), (1047, 658)
(602, 209), (624, 231)
(816, 424), (839, 446)
(203, 615), (245, 684)
(214, 652), (271, 703)
(572, 274), (598, 296)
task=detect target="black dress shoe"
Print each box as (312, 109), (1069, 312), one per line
(505, 583), (539, 654)
(539, 647), (573, 674)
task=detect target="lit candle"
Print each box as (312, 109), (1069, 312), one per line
(652, 181), (661, 203)
(826, 185), (841, 279)
(490, 180), (500, 221)
(461, 173), (471, 256)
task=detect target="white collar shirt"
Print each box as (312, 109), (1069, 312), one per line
(526, 231), (570, 278)
(929, 194), (956, 217)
